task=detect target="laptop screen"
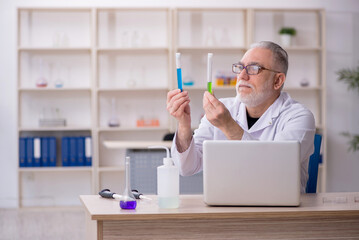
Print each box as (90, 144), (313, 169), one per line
(203, 140), (300, 206)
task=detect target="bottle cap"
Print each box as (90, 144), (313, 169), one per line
(148, 145), (172, 165)
(163, 157), (173, 166)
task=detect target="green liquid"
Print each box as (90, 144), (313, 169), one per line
(207, 81), (213, 94)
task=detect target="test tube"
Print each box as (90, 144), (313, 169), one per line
(176, 53), (183, 92)
(207, 53), (213, 94)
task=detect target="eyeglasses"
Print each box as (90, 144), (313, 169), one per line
(232, 63), (281, 75)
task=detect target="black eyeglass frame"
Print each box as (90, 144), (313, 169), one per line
(232, 63), (281, 75)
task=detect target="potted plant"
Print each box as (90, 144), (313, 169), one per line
(337, 65), (359, 152)
(279, 27), (296, 47)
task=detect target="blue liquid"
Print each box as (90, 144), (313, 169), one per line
(120, 200), (137, 209)
(177, 68), (183, 92)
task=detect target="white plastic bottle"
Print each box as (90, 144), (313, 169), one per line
(149, 146), (179, 209)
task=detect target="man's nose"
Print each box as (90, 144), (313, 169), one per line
(237, 69), (249, 82)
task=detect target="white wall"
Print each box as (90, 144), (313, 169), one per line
(1, 0), (359, 208)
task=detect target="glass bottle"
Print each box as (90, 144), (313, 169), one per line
(120, 156), (137, 209)
(108, 97), (120, 127)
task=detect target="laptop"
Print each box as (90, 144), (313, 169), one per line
(203, 140), (301, 206)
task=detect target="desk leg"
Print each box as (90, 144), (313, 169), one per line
(85, 210), (98, 240)
(97, 221), (103, 240)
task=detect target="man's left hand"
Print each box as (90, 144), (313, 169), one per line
(203, 91), (244, 140)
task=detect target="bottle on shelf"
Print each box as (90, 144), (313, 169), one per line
(36, 58), (48, 88)
(108, 98), (120, 127)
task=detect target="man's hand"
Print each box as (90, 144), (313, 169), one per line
(167, 89), (192, 152)
(167, 89), (191, 127)
(203, 91), (244, 140)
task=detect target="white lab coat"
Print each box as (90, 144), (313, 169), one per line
(171, 92), (316, 193)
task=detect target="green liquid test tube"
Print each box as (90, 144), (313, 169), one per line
(207, 81), (213, 94)
(207, 53), (213, 94)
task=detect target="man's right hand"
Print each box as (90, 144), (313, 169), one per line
(167, 89), (191, 127)
(166, 89), (192, 152)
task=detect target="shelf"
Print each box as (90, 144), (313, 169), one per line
(184, 86), (235, 91)
(283, 46), (322, 51)
(19, 167), (93, 173)
(98, 88), (168, 92)
(19, 88), (91, 92)
(185, 86), (321, 91)
(18, 47), (91, 52)
(98, 166), (125, 172)
(18, 7), (92, 11)
(284, 87), (322, 91)
(177, 46), (247, 51)
(99, 126), (170, 132)
(97, 47), (169, 52)
(19, 127), (92, 132)
(103, 141), (172, 149)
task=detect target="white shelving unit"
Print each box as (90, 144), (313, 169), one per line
(95, 8), (172, 194)
(173, 8), (248, 128)
(17, 8), (95, 207)
(250, 8), (326, 191)
(17, 7), (326, 207)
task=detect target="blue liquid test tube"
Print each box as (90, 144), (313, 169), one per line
(176, 53), (183, 92)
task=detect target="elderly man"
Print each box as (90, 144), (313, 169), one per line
(166, 41), (315, 193)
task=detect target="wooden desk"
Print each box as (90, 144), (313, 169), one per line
(80, 193), (359, 240)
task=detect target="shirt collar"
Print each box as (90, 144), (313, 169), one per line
(236, 92), (286, 132)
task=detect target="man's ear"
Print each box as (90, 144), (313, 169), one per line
(274, 73), (285, 90)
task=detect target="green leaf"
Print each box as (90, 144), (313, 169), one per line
(279, 27), (296, 36)
(336, 66), (359, 94)
(341, 132), (359, 152)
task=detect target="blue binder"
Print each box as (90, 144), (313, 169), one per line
(41, 137), (49, 167)
(77, 137), (85, 166)
(69, 137), (78, 166)
(61, 137), (70, 167)
(49, 137), (57, 167)
(33, 137), (41, 167)
(19, 137), (27, 167)
(26, 137), (34, 167)
(85, 137), (92, 166)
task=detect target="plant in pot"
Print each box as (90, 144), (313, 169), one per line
(279, 27), (296, 47)
(337, 65), (359, 151)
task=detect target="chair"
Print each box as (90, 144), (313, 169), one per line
(306, 134), (322, 193)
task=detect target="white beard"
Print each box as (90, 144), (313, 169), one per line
(235, 79), (274, 108)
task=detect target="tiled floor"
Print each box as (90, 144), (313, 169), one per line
(0, 207), (85, 240)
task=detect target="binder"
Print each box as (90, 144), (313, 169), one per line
(69, 137), (78, 166)
(77, 137), (85, 166)
(85, 137), (92, 166)
(61, 137), (70, 167)
(19, 137), (27, 167)
(33, 137), (41, 167)
(26, 137), (34, 167)
(49, 137), (57, 167)
(41, 137), (49, 167)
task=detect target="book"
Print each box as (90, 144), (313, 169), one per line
(33, 137), (41, 167)
(26, 137), (34, 167)
(77, 137), (85, 166)
(49, 137), (57, 167)
(69, 137), (77, 166)
(61, 137), (70, 167)
(85, 137), (92, 166)
(41, 137), (49, 167)
(19, 137), (27, 167)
